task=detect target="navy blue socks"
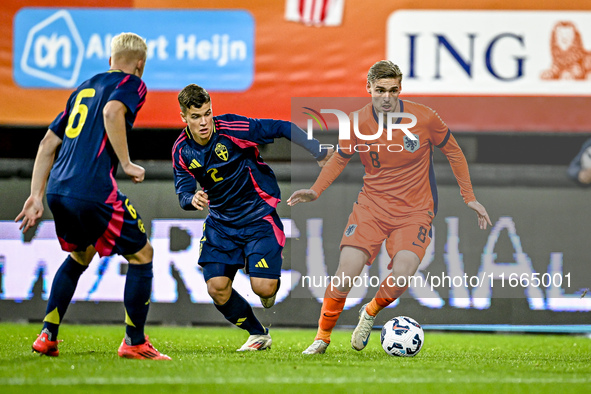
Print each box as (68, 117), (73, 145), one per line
(215, 288), (265, 335)
(42, 256), (87, 340)
(123, 262), (153, 346)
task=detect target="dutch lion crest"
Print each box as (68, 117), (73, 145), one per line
(345, 224), (357, 237)
(403, 134), (420, 153)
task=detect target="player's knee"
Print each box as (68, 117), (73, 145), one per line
(207, 278), (232, 305)
(392, 264), (414, 278)
(252, 280), (277, 299)
(339, 246), (370, 267)
(254, 287), (276, 299)
(208, 287), (231, 305)
(391, 250), (420, 277)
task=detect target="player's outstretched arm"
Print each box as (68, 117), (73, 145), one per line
(103, 100), (145, 183)
(15, 130), (62, 233)
(287, 189), (318, 206)
(289, 150), (351, 207)
(467, 200), (492, 230)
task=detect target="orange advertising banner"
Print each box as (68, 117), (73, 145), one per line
(2, 0), (591, 131)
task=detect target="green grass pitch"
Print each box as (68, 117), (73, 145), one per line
(1, 323), (589, 393)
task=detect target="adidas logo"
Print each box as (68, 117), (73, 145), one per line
(188, 159), (201, 169)
(255, 258), (269, 268)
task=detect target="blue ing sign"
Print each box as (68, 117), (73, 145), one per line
(13, 8), (255, 91)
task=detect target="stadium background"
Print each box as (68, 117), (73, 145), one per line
(1, 0), (590, 332)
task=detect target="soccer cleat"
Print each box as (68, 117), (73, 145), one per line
(32, 332), (61, 357)
(302, 339), (329, 355)
(118, 336), (172, 360)
(351, 303), (376, 351)
(236, 329), (272, 351)
(260, 293), (276, 309)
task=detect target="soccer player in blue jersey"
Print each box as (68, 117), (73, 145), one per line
(15, 32), (170, 360)
(172, 84), (332, 351)
(568, 138), (591, 185)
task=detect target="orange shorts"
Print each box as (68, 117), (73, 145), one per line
(340, 202), (432, 264)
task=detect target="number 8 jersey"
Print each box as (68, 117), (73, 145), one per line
(46, 70), (147, 202)
(312, 100), (476, 219)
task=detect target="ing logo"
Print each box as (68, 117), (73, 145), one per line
(17, 10), (84, 87)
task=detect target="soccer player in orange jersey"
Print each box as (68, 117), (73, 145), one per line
(287, 60), (492, 354)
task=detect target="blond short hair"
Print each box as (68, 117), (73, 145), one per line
(367, 60), (403, 84)
(111, 32), (147, 61)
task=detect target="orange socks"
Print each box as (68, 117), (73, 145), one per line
(314, 276), (411, 342)
(365, 277), (409, 317)
(315, 287), (349, 343)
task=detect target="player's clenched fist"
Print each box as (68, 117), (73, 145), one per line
(123, 162), (145, 184)
(192, 190), (209, 210)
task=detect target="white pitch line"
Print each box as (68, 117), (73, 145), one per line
(1, 376), (590, 385)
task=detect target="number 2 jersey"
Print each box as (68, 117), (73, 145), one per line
(46, 70), (147, 202)
(311, 100), (476, 219)
(172, 115), (325, 227)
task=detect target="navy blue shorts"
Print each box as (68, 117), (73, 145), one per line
(199, 211), (285, 281)
(47, 192), (148, 257)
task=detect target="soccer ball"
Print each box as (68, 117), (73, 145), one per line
(581, 146), (591, 169)
(380, 316), (424, 357)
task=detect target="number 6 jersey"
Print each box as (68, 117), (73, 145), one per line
(46, 70), (147, 202)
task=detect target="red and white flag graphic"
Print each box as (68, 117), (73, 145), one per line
(285, 0), (345, 27)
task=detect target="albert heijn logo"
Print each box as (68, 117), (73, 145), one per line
(14, 8), (255, 91)
(16, 9), (84, 88)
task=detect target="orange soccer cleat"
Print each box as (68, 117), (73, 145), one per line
(32, 332), (61, 357)
(118, 336), (171, 360)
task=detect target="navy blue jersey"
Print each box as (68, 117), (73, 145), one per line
(46, 70), (147, 202)
(172, 114), (324, 227)
(567, 138), (591, 185)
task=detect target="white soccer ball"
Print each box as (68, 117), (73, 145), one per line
(581, 146), (591, 169)
(380, 316), (424, 357)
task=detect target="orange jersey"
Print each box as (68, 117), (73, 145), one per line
(311, 99), (475, 218)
